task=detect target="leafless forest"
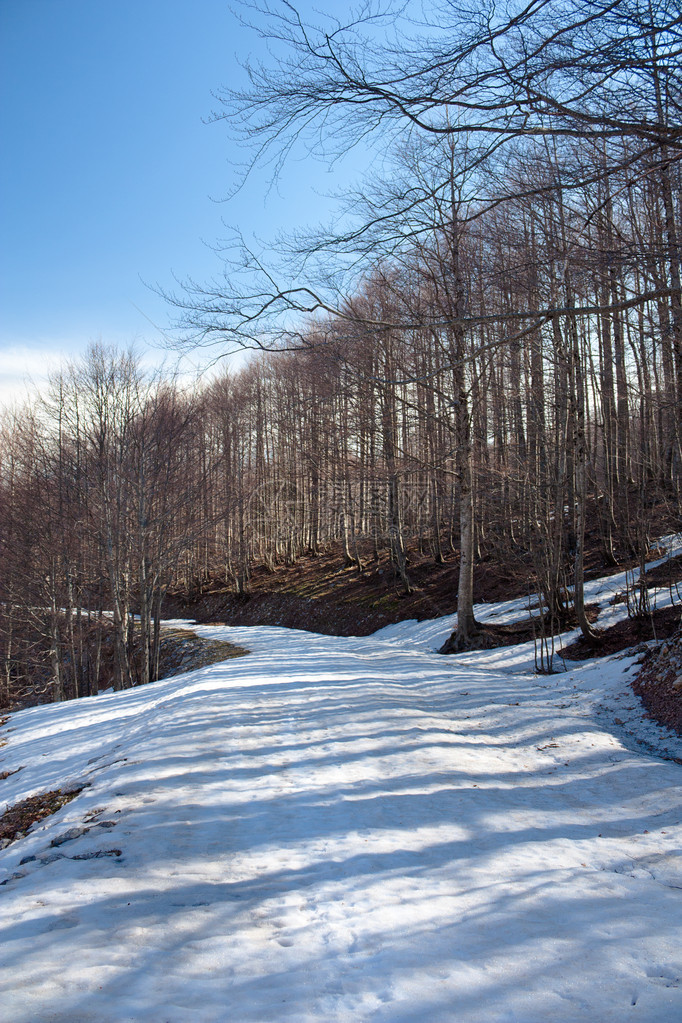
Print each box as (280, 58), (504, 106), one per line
(1, 0), (681, 704)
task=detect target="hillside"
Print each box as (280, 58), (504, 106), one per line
(1, 546), (682, 1022)
(166, 533), (682, 643)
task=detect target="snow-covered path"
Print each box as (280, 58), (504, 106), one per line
(1, 619), (682, 1022)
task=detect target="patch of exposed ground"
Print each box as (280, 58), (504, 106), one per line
(0, 788), (84, 849)
(644, 551), (682, 590)
(166, 546), (464, 636)
(166, 539), (621, 639)
(438, 604), (602, 653)
(562, 605), (682, 660)
(632, 632), (682, 737)
(157, 628), (248, 678)
(166, 531), (681, 641)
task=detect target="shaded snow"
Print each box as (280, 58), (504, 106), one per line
(1, 550), (682, 1021)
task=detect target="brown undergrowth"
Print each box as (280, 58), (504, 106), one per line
(562, 605), (682, 660)
(632, 632), (682, 736)
(0, 788), (84, 849)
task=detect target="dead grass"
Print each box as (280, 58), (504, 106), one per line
(0, 787), (84, 848)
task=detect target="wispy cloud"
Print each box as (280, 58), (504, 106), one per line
(0, 345), (69, 410)
(0, 341), (246, 411)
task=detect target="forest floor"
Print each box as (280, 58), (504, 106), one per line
(167, 525), (682, 643)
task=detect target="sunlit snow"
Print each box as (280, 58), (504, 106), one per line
(1, 550), (682, 1022)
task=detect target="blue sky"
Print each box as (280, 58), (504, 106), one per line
(0, 0), (371, 403)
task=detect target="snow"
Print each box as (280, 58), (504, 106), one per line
(1, 554), (682, 1021)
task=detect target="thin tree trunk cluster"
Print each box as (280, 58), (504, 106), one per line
(0, 346), (206, 706)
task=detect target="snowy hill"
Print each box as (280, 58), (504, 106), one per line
(1, 572), (682, 1021)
